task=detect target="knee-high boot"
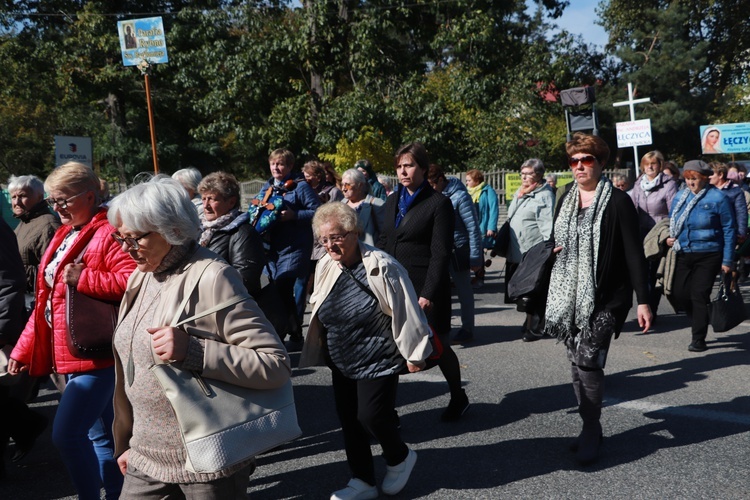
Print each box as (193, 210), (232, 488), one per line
(576, 367), (604, 465)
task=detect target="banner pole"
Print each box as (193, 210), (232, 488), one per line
(143, 71), (159, 174)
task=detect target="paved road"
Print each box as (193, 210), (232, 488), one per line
(3, 258), (749, 499)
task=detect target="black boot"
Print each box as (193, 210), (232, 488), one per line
(568, 365), (583, 452)
(575, 367), (604, 465)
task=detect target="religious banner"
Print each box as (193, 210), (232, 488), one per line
(616, 119), (653, 148)
(117, 17), (169, 67)
(700, 123), (750, 154)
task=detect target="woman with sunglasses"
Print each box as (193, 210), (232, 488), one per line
(667, 160), (735, 353)
(301, 202), (432, 499)
(545, 133), (652, 466)
(341, 168), (385, 246)
(9, 162), (135, 499)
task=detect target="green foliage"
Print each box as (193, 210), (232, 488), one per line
(319, 125), (393, 173)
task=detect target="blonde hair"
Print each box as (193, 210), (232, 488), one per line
(45, 162), (101, 204)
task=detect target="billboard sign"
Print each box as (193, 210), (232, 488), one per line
(616, 119), (653, 148)
(54, 136), (93, 168)
(117, 17), (169, 67)
(700, 123), (750, 154)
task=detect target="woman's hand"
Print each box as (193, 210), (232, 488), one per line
(62, 263), (84, 286)
(486, 230), (495, 238)
(407, 361), (425, 373)
(117, 449), (129, 476)
(552, 246), (563, 254)
(279, 209), (297, 222)
(7, 357), (28, 375)
(418, 297), (432, 312)
(636, 304), (653, 333)
(147, 326), (189, 362)
(666, 237), (675, 247)
(721, 264), (732, 275)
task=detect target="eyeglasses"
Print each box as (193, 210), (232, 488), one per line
(111, 231), (152, 250)
(318, 232), (350, 246)
(342, 182), (355, 190)
(45, 191), (88, 209)
(568, 155), (598, 168)
(520, 172), (536, 178)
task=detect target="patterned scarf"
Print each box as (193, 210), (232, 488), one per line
(199, 209), (240, 247)
(669, 187), (708, 252)
(467, 182), (485, 204)
(639, 174), (660, 196)
(395, 181), (426, 228)
(544, 178), (613, 342)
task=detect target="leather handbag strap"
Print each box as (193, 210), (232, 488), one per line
(173, 295), (250, 331)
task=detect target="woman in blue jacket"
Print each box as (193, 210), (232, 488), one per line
(465, 169), (498, 287)
(667, 160), (736, 353)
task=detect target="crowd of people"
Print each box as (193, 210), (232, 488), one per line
(0, 133), (746, 498)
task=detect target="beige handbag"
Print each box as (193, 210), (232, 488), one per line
(150, 264), (301, 474)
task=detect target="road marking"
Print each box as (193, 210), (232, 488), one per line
(608, 398), (750, 425)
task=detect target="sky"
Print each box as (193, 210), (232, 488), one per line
(541, 0), (609, 48)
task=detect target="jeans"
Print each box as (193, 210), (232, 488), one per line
(448, 266), (475, 333)
(52, 367), (122, 500)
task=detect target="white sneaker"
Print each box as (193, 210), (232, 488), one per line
(381, 448), (417, 496)
(331, 478), (378, 500)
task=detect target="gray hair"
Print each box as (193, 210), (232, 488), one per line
(521, 158), (545, 177)
(8, 175), (45, 197)
(545, 173), (557, 183)
(341, 168), (370, 195)
(172, 167), (203, 193)
(312, 202), (359, 239)
(107, 175), (201, 245)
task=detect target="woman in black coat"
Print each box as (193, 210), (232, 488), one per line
(378, 142), (468, 421)
(198, 172), (265, 297)
(545, 133), (652, 465)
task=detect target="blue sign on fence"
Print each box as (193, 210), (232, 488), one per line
(117, 17), (169, 67)
(700, 122), (750, 154)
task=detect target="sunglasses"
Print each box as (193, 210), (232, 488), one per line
(568, 155), (598, 168)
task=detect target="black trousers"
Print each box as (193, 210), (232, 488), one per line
(671, 251), (722, 342)
(331, 367), (408, 486)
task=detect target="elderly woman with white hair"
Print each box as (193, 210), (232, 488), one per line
(506, 158), (554, 342)
(8, 174), (61, 294)
(107, 176), (290, 498)
(341, 168), (386, 246)
(171, 167), (204, 217)
(301, 202), (431, 499)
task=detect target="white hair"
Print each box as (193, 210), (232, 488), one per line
(171, 167), (203, 193)
(107, 175), (201, 245)
(8, 175), (45, 197)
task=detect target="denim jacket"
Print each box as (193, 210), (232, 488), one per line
(669, 186), (736, 267)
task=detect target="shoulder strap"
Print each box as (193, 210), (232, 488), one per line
(172, 294), (250, 330)
(339, 265), (377, 301)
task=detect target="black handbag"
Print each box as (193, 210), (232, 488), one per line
(491, 220), (511, 258)
(255, 273), (289, 340)
(709, 273), (745, 333)
(506, 240), (555, 303)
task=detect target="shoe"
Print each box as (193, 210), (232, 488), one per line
(522, 330), (543, 342)
(576, 423), (603, 465)
(688, 340), (708, 352)
(382, 449), (417, 496)
(451, 329), (474, 345)
(441, 389), (470, 422)
(569, 433), (603, 453)
(285, 337), (304, 352)
(12, 413), (48, 463)
(331, 478), (378, 500)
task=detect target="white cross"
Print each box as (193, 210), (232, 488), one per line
(613, 82), (651, 171)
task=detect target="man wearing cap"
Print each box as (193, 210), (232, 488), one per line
(666, 160), (736, 352)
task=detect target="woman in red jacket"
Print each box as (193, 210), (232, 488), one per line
(9, 162), (135, 500)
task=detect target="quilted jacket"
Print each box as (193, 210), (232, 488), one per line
(11, 209), (136, 376)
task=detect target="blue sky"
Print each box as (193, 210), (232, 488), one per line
(544, 0), (609, 48)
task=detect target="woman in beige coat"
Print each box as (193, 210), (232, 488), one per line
(107, 176), (290, 499)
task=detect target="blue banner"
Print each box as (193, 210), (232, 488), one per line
(118, 17), (169, 67)
(700, 123), (750, 154)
